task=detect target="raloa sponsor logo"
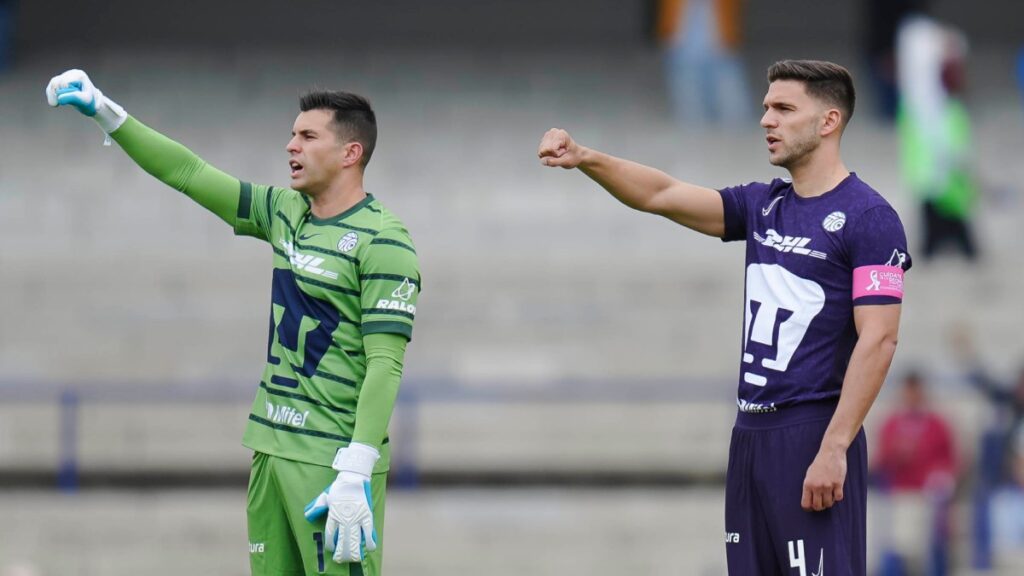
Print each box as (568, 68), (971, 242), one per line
(392, 278), (416, 301)
(375, 299), (416, 315)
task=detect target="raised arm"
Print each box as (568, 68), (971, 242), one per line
(46, 69), (243, 226)
(537, 128), (726, 237)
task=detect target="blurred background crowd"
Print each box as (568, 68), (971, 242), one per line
(1, 0), (1023, 574)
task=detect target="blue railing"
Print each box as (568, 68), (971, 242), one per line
(0, 377), (730, 491)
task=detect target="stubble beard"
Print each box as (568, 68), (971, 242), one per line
(771, 132), (820, 172)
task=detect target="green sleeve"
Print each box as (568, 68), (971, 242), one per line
(359, 228), (420, 340)
(351, 332), (408, 449)
(110, 116), (242, 225)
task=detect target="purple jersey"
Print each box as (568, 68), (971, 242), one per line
(719, 173), (911, 413)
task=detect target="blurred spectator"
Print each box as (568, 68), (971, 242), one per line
(991, 428), (1024, 556)
(897, 17), (979, 262)
(863, 0), (929, 120)
(875, 371), (957, 492)
(968, 363), (1024, 485)
(873, 371), (958, 576)
(655, 0), (750, 127)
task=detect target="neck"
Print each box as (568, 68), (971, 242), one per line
(308, 173), (367, 219)
(787, 145), (849, 198)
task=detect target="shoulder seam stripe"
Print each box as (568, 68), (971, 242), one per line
(369, 238), (416, 253)
(276, 210), (296, 234)
(360, 273), (410, 281)
(331, 222), (379, 236)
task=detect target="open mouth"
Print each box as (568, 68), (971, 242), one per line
(289, 159), (304, 178)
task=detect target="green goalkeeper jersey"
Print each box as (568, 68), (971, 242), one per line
(235, 186), (419, 472)
(110, 117), (418, 474)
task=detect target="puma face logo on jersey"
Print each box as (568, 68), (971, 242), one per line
(279, 239), (339, 280)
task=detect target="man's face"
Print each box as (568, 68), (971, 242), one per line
(760, 80), (826, 170)
(286, 109), (347, 195)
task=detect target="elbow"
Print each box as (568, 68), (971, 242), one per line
(859, 327), (898, 356)
(878, 333), (899, 358)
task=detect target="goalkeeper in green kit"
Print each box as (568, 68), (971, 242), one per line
(46, 69), (419, 576)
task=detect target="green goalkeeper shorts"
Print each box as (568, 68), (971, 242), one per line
(247, 451), (388, 576)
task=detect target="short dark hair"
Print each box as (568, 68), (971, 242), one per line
(299, 90), (377, 168)
(767, 60), (856, 127)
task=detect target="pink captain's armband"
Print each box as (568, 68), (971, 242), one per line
(853, 265), (904, 300)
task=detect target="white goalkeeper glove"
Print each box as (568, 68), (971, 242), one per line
(45, 69), (127, 134)
(304, 442), (379, 564)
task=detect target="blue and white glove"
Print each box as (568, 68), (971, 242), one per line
(45, 69), (127, 134)
(304, 442), (379, 564)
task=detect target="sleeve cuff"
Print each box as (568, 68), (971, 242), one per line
(362, 321), (412, 340)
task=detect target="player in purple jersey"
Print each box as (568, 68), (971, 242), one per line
(538, 60), (910, 575)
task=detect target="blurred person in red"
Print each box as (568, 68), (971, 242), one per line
(873, 370), (957, 576)
(875, 371), (957, 491)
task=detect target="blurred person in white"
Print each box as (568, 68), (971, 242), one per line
(872, 370), (957, 576)
(655, 0), (750, 127)
(897, 16), (979, 261)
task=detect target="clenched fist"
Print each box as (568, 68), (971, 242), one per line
(537, 128), (585, 169)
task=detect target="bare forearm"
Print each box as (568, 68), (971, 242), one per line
(822, 332), (898, 451)
(577, 146), (676, 210)
(577, 147), (725, 236)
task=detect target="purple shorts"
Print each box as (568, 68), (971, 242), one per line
(725, 402), (867, 576)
